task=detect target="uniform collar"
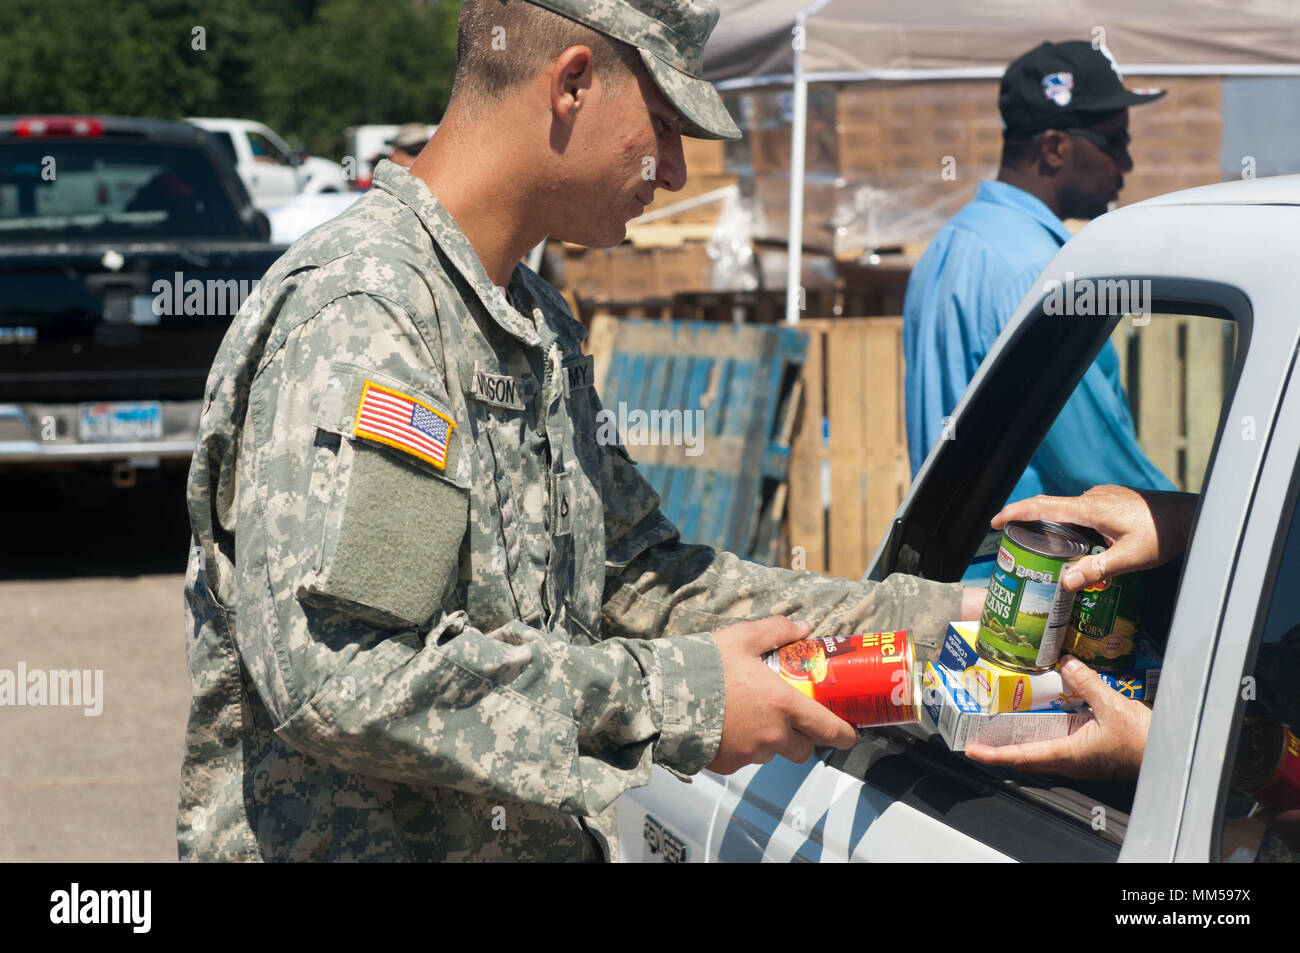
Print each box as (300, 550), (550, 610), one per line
(372, 160), (543, 348)
(975, 179), (1074, 246)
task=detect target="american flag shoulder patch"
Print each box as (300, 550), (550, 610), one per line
(353, 380), (455, 470)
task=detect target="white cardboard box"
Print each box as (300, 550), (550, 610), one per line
(921, 662), (1093, 751)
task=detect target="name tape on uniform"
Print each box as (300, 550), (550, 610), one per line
(470, 363), (528, 410)
(564, 356), (595, 396)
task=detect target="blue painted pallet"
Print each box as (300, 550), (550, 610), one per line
(592, 318), (808, 564)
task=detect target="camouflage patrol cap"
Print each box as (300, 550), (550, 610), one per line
(526, 0), (741, 141)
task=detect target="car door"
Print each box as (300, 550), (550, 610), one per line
(872, 196), (1291, 863)
(241, 125), (299, 209)
(1162, 313), (1300, 863)
(617, 188), (1297, 862)
(1194, 366), (1300, 864)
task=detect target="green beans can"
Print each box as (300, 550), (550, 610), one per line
(976, 521), (1091, 673)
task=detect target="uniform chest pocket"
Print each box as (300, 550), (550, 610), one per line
(465, 392), (549, 624)
(296, 364), (471, 630)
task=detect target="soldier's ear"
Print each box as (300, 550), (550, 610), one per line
(551, 45), (595, 126)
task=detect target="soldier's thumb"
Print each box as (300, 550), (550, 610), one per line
(748, 616), (811, 654)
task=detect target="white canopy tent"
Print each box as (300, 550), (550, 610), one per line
(699, 0), (1300, 322)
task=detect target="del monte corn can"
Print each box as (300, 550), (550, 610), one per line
(976, 521), (1090, 673)
(1064, 569), (1150, 671)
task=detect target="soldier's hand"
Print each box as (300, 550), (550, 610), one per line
(964, 655), (1151, 779)
(706, 616), (858, 774)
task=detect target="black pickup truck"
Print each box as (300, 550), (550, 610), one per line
(0, 115), (284, 494)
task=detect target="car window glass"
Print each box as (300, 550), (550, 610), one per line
(1026, 310), (1234, 498)
(946, 305), (1239, 856)
(1217, 454), (1300, 863)
(211, 131), (238, 169)
(247, 131), (289, 165)
(0, 141), (243, 239)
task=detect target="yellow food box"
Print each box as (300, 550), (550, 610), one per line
(939, 622), (1080, 713)
(939, 622), (1159, 713)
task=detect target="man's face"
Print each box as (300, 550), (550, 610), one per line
(544, 58), (687, 247)
(390, 147), (419, 169)
(1058, 109), (1133, 220)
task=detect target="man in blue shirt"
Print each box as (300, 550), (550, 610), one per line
(904, 40), (1176, 504)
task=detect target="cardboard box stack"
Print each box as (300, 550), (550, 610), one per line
(561, 242), (719, 303)
(734, 76), (1226, 259)
(921, 621), (1163, 752)
(559, 76), (1227, 304)
(834, 81), (999, 257)
(1120, 76), (1224, 204)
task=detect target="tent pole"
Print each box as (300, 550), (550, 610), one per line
(786, 0), (833, 325)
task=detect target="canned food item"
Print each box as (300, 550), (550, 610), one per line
(1232, 716), (1300, 812)
(764, 631), (919, 727)
(1064, 569), (1151, 670)
(976, 521), (1091, 673)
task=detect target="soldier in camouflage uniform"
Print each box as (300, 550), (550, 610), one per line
(179, 0), (971, 861)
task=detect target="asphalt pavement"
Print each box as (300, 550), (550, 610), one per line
(0, 471), (192, 862)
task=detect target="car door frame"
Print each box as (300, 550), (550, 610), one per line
(867, 200), (1300, 862)
(1167, 318), (1300, 861)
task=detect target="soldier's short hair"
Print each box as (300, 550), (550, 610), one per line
(451, 0), (644, 117)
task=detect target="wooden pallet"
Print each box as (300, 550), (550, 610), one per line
(780, 317), (910, 579)
(584, 311), (1227, 580)
(1110, 313), (1237, 492)
(588, 315), (808, 563)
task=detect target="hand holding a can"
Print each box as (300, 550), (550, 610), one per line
(992, 485), (1198, 592)
(963, 655), (1151, 779)
(706, 616), (859, 775)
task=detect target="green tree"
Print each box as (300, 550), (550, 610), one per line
(0, 0), (462, 159)
(257, 0), (461, 158)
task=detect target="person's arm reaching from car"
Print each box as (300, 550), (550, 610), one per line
(965, 484), (1195, 778)
(992, 484), (1198, 591)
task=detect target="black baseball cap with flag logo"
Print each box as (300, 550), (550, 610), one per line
(999, 40), (1166, 136)
(524, 0), (742, 141)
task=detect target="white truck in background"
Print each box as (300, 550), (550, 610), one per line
(187, 118), (350, 210)
(344, 124), (437, 190)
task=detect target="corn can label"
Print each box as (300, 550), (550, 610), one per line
(1064, 572), (1149, 670)
(764, 631), (917, 727)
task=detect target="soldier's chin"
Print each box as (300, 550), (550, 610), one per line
(555, 220), (626, 250)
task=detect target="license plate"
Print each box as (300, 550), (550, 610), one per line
(79, 401), (163, 442)
(130, 294), (160, 326)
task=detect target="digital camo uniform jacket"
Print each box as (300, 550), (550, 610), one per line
(179, 160), (964, 862)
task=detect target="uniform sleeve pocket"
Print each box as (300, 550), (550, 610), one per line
(296, 362), (471, 629)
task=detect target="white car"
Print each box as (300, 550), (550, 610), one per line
(188, 118), (349, 210)
(344, 124), (437, 190)
(618, 175), (1300, 864)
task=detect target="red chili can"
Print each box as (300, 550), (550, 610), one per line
(763, 630), (919, 727)
(1232, 716), (1300, 811)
